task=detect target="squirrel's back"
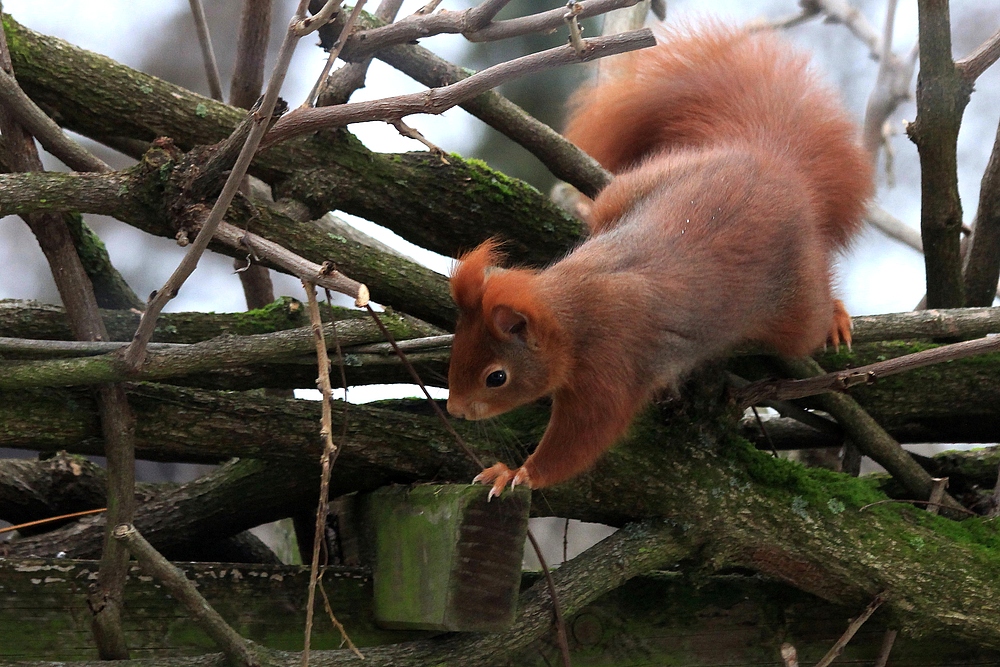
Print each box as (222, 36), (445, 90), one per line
(564, 25), (873, 248)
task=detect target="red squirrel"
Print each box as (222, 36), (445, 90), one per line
(447, 25), (874, 498)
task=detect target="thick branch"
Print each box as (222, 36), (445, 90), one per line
(908, 0), (969, 308)
(0, 315), (438, 389)
(0, 161), (456, 328)
(3, 14), (587, 268)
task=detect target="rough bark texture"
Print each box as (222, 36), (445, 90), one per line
(1, 15), (585, 269)
(908, 0), (971, 308)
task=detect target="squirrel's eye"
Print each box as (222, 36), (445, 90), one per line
(485, 370), (507, 388)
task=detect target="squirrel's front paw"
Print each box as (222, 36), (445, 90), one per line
(473, 462), (532, 500)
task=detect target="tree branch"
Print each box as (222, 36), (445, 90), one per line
(908, 0), (969, 308)
(371, 36), (610, 197)
(737, 335), (1000, 405)
(339, 0), (642, 60)
(263, 29), (656, 148)
(3, 15), (586, 268)
(0, 314), (437, 389)
(963, 115), (1000, 306)
(0, 66), (111, 173)
(955, 25), (1000, 82)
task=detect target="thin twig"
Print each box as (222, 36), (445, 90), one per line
(302, 0), (367, 108)
(736, 334), (1000, 406)
(0, 507), (106, 535)
(372, 38), (610, 196)
(858, 499), (978, 516)
(527, 529), (572, 667)
(813, 591), (888, 667)
(392, 118), (449, 160)
(956, 26), (1000, 82)
(317, 577), (364, 659)
(301, 280), (340, 667)
(187, 0), (224, 101)
(751, 406), (778, 457)
(340, 0), (642, 59)
(123, 0), (316, 371)
(217, 222), (369, 305)
(364, 305), (483, 468)
(265, 28), (655, 147)
(0, 67), (111, 172)
(316, 0), (405, 106)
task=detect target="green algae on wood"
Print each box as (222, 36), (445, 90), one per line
(357, 484), (530, 632)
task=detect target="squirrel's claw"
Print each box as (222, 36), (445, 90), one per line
(827, 299), (853, 353)
(474, 462), (532, 501)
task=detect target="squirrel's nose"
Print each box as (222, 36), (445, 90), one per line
(446, 399), (465, 419)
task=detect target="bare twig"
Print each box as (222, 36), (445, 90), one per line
(302, 0), (366, 108)
(187, 0), (224, 101)
(811, 0), (882, 59)
(316, 0), (405, 106)
(295, 0), (343, 37)
(866, 204), (923, 252)
(526, 529), (572, 667)
(736, 334), (1000, 406)
(416, 0), (444, 15)
(215, 221), (369, 304)
(392, 118), (448, 159)
(317, 579), (364, 659)
(340, 0), (642, 59)
(301, 281), (339, 667)
(956, 26), (1000, 82)
(373, 39), (610, 196)
(0, 507), (106, 535)
(364, 305), (484, 468)
(265, 28), (656, 148)
(113, 524), (262, 667)
(123, 0), (320, 371)
(963, 115), (1000, 306)
(813, 592), (888, 667)
(862, 0), (918, 159)
(859, 499), (977, 516)
(0, 67), (111, 172)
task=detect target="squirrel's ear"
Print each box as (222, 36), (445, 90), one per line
(451, 238), (504, 312)
(492, 304), (529, 341)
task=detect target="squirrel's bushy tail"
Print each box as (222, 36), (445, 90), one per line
(564, 25), (873, 249)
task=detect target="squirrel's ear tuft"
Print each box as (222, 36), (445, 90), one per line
(451, 238), (504, 312)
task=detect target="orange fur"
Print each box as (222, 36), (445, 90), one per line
(448, 25), (874, 496)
